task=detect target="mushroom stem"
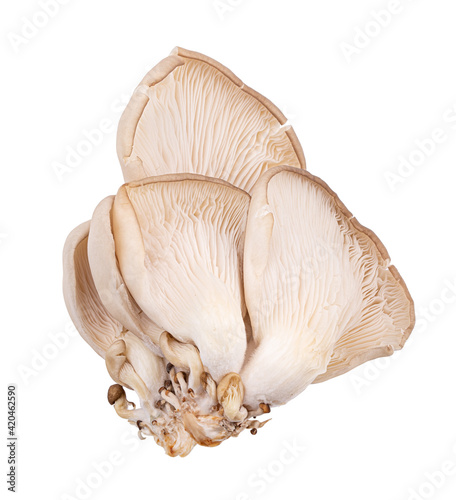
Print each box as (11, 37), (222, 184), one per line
(247, 418), (272, 430)
(176, 371), (188, 394)
(168, 367), (182, 396)
(201, 372), (217, 402)
(160, 389), (181, 410)
(159, 332), (204, 392)
(113, 393), (147, 421)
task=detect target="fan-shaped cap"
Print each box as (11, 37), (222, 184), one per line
(117, 47), (305, 192)
(88, 196), (164, 355)
(62, 221), (122, 357)
(105, 332), (166, 403)
(63, 222), (166, 404)
(111, 173), (251, 382)
(241, 166), (415, 407)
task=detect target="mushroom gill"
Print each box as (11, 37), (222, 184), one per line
(111, 173), (250, 382)
(62, 221), (122, 357)
(241, 166), (414, 408)
(117, 47), (305, 192)
(88, 195), (164, 356)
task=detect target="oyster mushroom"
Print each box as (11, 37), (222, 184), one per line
(88, 196), (164, 356)
(62, 221), (122, 357)
(159, 332), (204, 392)
(62, 221), (178, 438)
(104, 333), (165, 408)
(111, 173), (250, 382)
(116, 47), (306, 191)
(241, 166), (415, 408)
(62, 48), (415, 457)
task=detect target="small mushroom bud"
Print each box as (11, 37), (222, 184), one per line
(259, 403), (270, 414)
(107, 384), (125, 405)
(216, 373), (248, 422)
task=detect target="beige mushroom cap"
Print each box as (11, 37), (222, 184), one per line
(63, 219), (167, 400)
(241, 166), (415, 407)
(62, 221), (123, 357)
(116, 47), (305, 192)
(88, 195), (164, 355)
(111, 173), (251, 382)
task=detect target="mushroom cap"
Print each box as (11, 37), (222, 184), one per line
(62, 221), (123, 357)
(88, 195), (164, 355)
(241, 166), (415, 407)
(111, 173), (250, 381)
(107, 384), (125, 405)
(104, 332), (166, 401)
(116, 47), (305, 192)
(63, 220), (166, 404)
(159, 331), (204, 391)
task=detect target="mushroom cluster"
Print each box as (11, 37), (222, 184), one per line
(63, 47), (415, 457)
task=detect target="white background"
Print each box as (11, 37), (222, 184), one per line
(2, 1), (456, 499)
